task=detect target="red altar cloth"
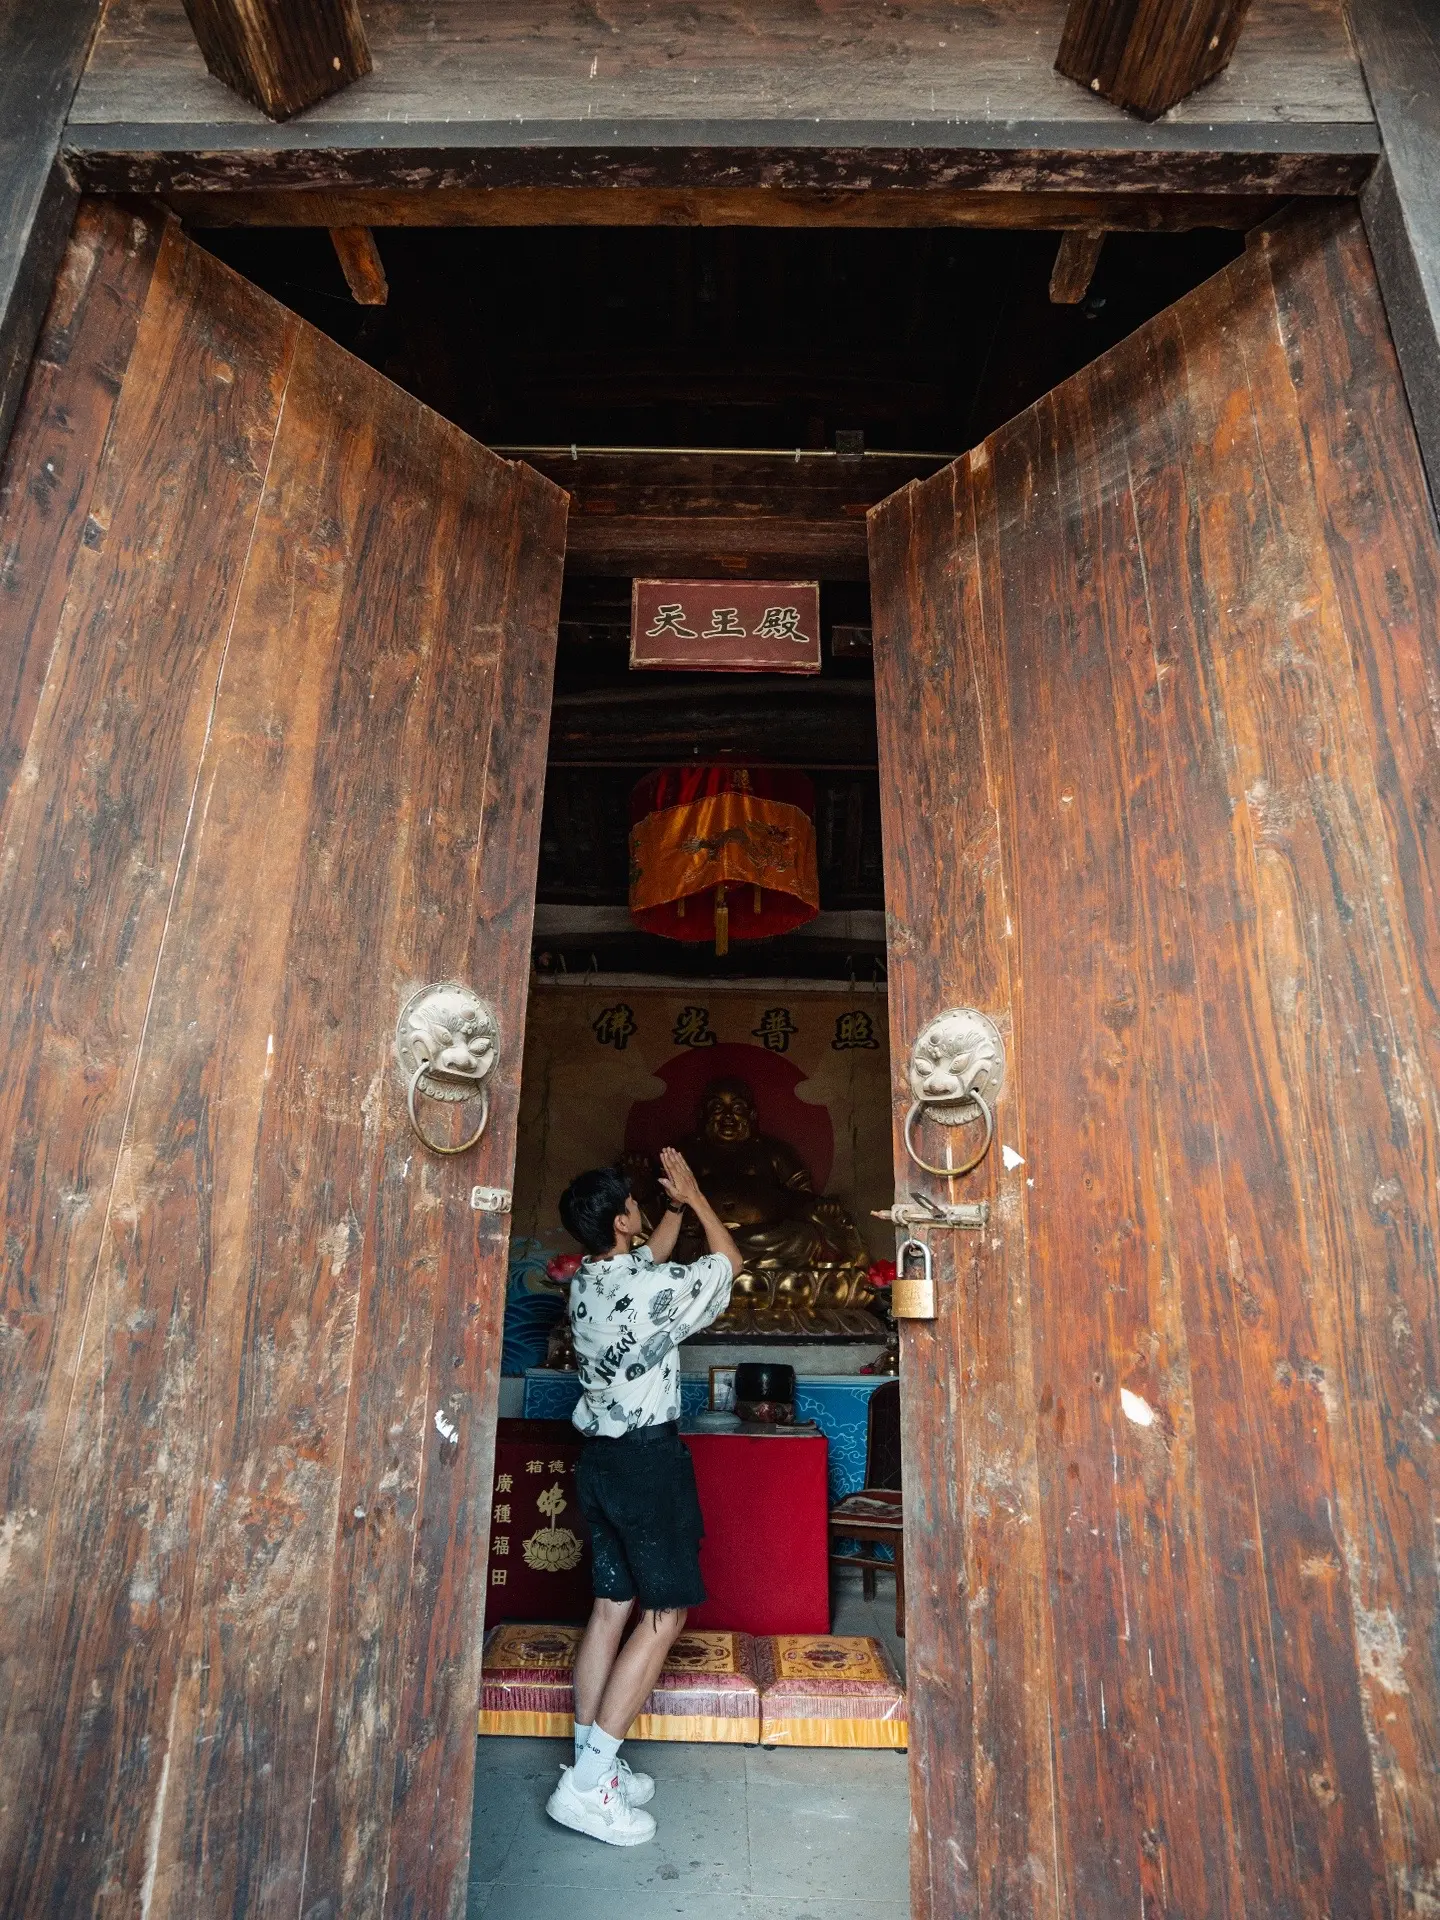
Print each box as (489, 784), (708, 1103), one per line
(684, 1432), (830, 1636)
(486, 1421), (591, 1625)
(480, 1424), (830, 1635)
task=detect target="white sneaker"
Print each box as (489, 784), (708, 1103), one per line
(616, 1757), (655, 1807)
(561, 1755), (654, 1807)
(546, 1766), (657, 1847)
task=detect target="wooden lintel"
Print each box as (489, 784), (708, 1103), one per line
(1056, 0), (1256, 120)
(329, 226), (388, 303)
(180, 0), (370, 122)
(1050, 228), (1106, 301)
(162, 186), (1286, 234)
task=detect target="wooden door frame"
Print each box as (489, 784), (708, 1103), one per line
(7, 0), (1429, 472)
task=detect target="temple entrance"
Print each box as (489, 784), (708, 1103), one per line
(6, 200), (1437, 1920)
(475, 559), (912, 1904)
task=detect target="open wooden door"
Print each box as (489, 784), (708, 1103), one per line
(870, 206), (1440, 1920)
(0, 203), (566, 1918)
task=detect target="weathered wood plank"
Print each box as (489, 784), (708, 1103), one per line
(381, 456), (564, 1920)
(869, 203), (1440, 1917)
(1117, 268), (1346, 1916)
(164, 186), (1285, 232)
(0, 200), (161, 814)
(870, 464), (1059, 1914)
(64, 0), (1374, 201)
(0, 216), (296, 1915)
(988, 358), (1237, 1915)
(1259, 206), (1440, 1916)
(70, 0), (1372, 134)
(181, 0), (369, 121)
(0, 218), (567, 1918)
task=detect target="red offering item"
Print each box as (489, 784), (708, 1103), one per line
(628, 766), (819, 953)
(486, 1421), (591, 1625)
(684, 1431), (830, 1635)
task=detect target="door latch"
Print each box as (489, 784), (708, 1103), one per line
(873, 1191), (989, 1230)
(470, 1186), (513, 1214)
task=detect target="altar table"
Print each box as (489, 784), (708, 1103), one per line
(684, 1431), (830, 1635)
(482, 1420), (831, 1635)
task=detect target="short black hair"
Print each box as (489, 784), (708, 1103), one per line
(559, 1166), (632, 1256)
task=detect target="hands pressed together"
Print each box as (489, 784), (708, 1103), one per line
(657, 1146), (702, 1210)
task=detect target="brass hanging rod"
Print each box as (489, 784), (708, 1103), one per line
(489, 444), (956, 461)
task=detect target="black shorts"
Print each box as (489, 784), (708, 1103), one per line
(574, 1421), (707, 1613)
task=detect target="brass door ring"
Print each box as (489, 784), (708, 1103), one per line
(903, 1088), (994, 1179)
(396, 982), (499, 1158)
(407, 1062), (490, 1155)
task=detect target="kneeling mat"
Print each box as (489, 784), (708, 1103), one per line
(479, 1623), (760, 1743)
(756, 1634), (907, 1749)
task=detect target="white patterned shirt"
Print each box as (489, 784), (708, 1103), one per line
(568, 1244), (734, 1438)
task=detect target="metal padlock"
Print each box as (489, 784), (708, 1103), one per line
(891, 1236), (936, 1320)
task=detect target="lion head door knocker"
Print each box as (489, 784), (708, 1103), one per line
(396, 983), (499, 1156)
(904, 1008), (1006, 1179)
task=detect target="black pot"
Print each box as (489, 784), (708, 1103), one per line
(734, 1362), (796, 1405)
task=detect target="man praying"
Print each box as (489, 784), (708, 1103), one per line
(546, 1147), (740, 1847)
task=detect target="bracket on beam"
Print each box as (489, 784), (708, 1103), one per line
(1055, 0), (1255, 119)
(1050, 229), (1107, 304)
(181, 0), (370, 121)
(330, 228), (389, 305)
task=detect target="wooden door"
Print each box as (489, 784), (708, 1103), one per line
(0, 202), (567, 1919)
(870, 206), (1440, 1920)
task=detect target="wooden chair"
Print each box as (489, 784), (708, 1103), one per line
(828, 1380), (905, 1636)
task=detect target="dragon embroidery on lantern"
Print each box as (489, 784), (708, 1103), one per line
(522, 1483), (584, 1573)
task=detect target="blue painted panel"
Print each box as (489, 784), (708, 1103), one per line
(522, 1370), (887, 1503)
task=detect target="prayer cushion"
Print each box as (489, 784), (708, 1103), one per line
(479, 1623), (582, 1737)
(478, 1624), (761, 1743)
(633, 1628), (761, 1744)
(756, 1634), (908, 1749)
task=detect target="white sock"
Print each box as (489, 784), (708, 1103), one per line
(572, 1725), (622, 1793)
(573, 1721), (593, 1764)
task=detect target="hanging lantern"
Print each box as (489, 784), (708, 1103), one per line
(628, 766), (820, 955)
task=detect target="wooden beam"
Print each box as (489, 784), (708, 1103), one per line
(0, 0), (100, 468)
(547, 681), (880, 768)
(1055, 0), (1255, 119)
(1346, 0), (1440, 515)
(512, 450), (946, 582)
(1050, 228), (1106, 301)
(329, 225), (387, 303)
(65, 0), (1376, 203)
(180, 0), (369, 121)
(162, 187), (1283, 233)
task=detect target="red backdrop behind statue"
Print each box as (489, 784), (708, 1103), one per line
(623, 1041), (835, 1193)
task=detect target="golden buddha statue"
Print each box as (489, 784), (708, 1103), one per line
(628, 1076), (882, 1336)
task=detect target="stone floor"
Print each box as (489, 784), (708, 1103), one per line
(467, 1571), (910, 1919)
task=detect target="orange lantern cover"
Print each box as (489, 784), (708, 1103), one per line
(629, 766), (820, 953)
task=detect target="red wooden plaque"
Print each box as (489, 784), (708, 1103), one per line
(630, 579), (822, 673)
